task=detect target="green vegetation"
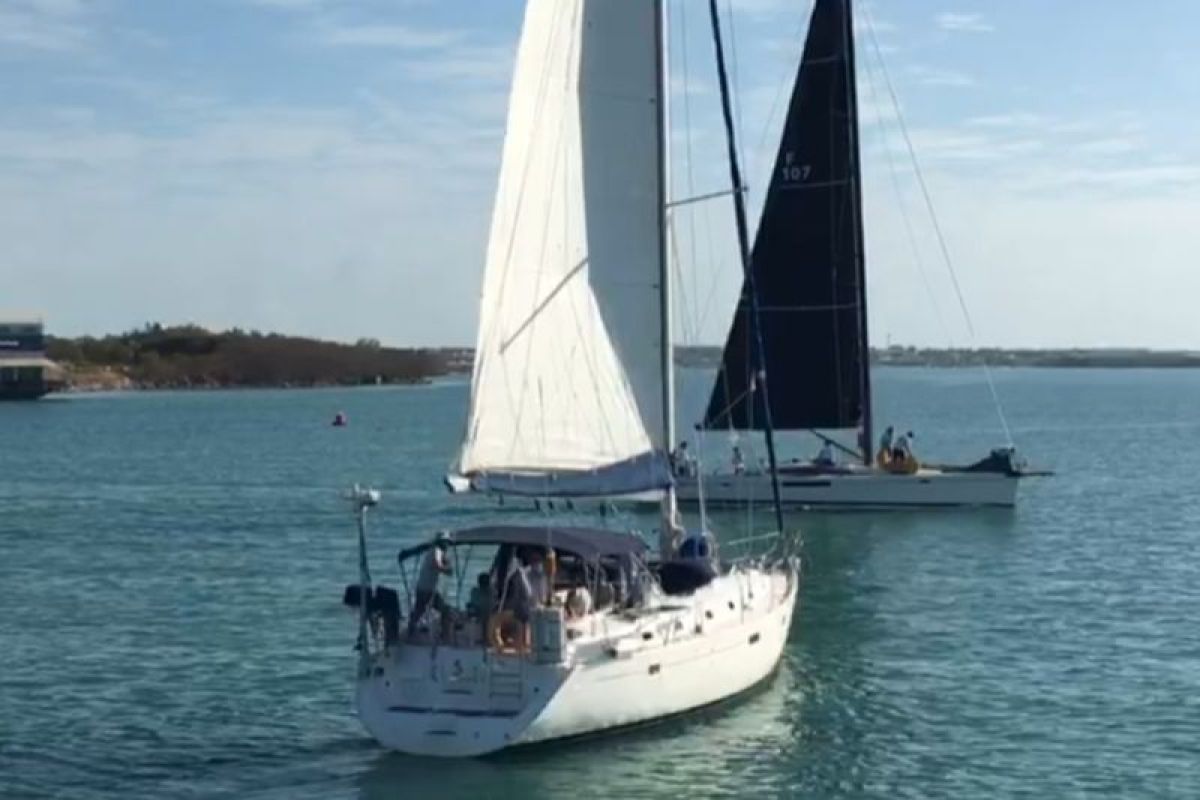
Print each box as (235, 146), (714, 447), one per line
(47, 324), (454, 390)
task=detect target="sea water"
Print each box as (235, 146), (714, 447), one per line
(2, 367), (1199, 798)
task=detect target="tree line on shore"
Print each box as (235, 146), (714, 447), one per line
(47, 324), (467, 389)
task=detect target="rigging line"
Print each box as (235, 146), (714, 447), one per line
(708, 0), (785, 537)
(467, 4), (569, 465)
(706, 380), (758, 429)
(724, 0), (749, 184)
(750, 13), (810, 186)
(860, 41), (953, 348)
(678, 0), (726, 425)
(861, 5), (1014, 447)
(677, 0), (702, 348)
(499, 257), (589, 353)
(493, 3), (582, 465)
(669, 214), (699, 347)
(667, 187), (744, 209)
(808, 429), (861, 460)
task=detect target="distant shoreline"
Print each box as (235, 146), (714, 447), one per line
(675, 346), (1200, 370)
(56, 375), (436, 394)
(42, 324), (1200, 396)
(46, 326), (470, 393)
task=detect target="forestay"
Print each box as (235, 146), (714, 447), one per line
(456, 0), (669, 494)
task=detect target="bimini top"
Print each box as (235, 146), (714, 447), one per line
(397, 525), (647, 565)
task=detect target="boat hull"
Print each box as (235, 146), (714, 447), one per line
(672, 468), (1019, 510)
(355, 566), (798, 757)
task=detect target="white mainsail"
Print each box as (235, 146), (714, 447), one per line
(457, 0), (668, 492)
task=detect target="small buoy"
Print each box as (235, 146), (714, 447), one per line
(332, 411), (348, 427)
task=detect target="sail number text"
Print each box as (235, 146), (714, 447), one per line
(781, 151), (812, 183)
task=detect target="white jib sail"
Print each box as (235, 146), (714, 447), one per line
(458, 0), (666, 482)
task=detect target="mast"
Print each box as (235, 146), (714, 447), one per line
(844, 0), (872, 465)
(706, 0), (785, 535)
(655, 0), (681, 545)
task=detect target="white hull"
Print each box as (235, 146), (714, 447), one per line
(356, 565), (798, 757)
(673, 467), (1018, 510)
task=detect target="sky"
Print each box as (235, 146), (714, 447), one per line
(2, 0), (1198, 349)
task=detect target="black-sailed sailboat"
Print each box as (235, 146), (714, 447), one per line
(675, 0), (1030, 510)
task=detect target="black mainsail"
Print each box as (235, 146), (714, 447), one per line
(702, 0), (870, 460)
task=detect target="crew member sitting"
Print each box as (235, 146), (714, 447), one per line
(815, 439), (836, 467)
(882, 430), (918, 474)
(672, 441), (696, 477)
(732, 444), (746, 475)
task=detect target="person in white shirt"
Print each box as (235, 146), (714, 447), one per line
(407, 531), (453, 639)
(879, 425), (895, 460)
(507, 548), (550, 624)
(526, 550), (550, 609)
(672, 441), (695, 477)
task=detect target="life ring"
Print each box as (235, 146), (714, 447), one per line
(486, 611), (528, 652)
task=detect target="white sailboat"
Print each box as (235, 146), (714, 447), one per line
(673, 0), (1032, 511)
(345, 0), (799, 757)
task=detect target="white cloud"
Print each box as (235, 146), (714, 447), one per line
(934, 12), (994, 33)
(19, 0), (90, 18)
(891, 128), (1042, 163)
(965, 113), (1045, 129)
(2, 0), (1195, 350)
(0, 97), (502, 344)
(1073, 137), (1145, 157)
(314, 22), (461, 50)
(0, 2), (91, 52)
(907, 65), (975, 88)
(402, 43), (514, 84)
(250, 0), (328, 8)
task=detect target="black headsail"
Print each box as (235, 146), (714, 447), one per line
(702, 0), (871, 461)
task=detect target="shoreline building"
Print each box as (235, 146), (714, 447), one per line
(0, 316), (63, 400)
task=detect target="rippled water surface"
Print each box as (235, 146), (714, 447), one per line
(3, 367), (1199, 798)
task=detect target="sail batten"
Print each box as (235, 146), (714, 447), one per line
(456, 0), (667, 492)
(702, 0), (867, 434)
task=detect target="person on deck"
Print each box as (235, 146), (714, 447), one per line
(672, 441), (695, 477)
(506, 549), (547, 624)
(879, 426), (895, 461)
(815, 440), (836, 466)
(407, 531), (453, 639)
(732, 444), (746, 475)
(892, 431), (914, 462)
(527, 549), (550, 608)
(468, 572), (494, 634)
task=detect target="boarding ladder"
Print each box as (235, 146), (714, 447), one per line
(487, 653), (525, 703)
